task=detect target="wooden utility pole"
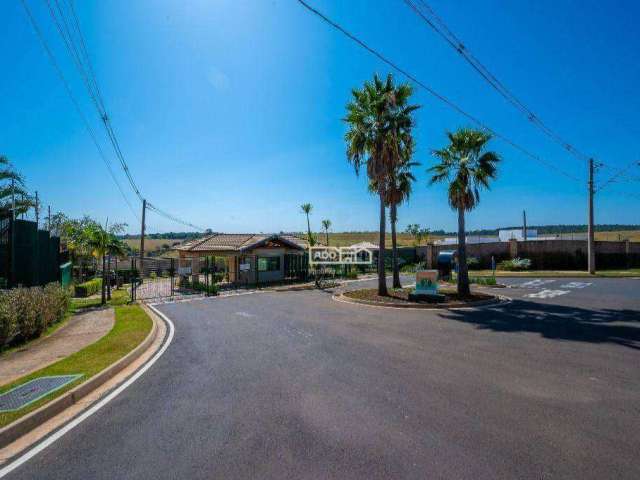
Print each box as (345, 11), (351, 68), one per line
(139, 199), (146, 276)
(588, 158), (596, 274)
(522, 210), (527, 241)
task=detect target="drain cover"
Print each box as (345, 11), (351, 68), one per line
(0, 375), (82, 412)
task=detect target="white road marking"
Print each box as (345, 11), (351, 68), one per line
(519, 279), (556, 289)
(0, 305), (175, 478)
(560, 282), (592, 289)
(525, 289), (570, 299)
(234, 311), (256, 318)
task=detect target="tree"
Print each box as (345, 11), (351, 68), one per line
(405, 224), (430, 246)
(0, 155), (35, 218)
(300, 203), (315, 246)
(321, 219), (332, 245)
(370, 151), (419, 288)
(429, 128), (499, 295)
(83, 221), (127, 304)
(345, 73), (419, 295)
(387, 156), (419, 288)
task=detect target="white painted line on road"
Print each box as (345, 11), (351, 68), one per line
(559, 282), (592, 289)
(0, 306), (175, 478)
(525, 289), (570, 299)
(519, 279), (556, 289)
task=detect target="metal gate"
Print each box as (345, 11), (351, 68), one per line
(130, 256), (227, 301)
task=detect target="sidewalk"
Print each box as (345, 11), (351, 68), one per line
(0, 309), (115, 386)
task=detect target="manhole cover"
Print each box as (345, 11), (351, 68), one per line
(0, 375), (82, 412)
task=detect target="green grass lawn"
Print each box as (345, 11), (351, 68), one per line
(69, 288), (130, 314)
(0, 302), (152, 428)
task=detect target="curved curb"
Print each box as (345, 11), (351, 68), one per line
(0, 306), (160, 449)
(333, 292), (510, 311)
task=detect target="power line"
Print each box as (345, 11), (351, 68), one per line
(296, 0), (581, 182)
(405, 0), (593, 164)
(146, 202), (205, 231)
(46, 0), (144, 202)
(20, 0), (140, 222)
(36, 0), (205, 231)
(595, 159), (640, 193)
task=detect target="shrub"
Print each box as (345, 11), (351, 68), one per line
(466, 257), (480, 269)
(344, 271), (358, 280)
(470, 276), (497, 286)
(498, 257), (532, 271)
(74, 277), (102, 298)
(0, 283), (70, 349)
(0, 290), (17, 347)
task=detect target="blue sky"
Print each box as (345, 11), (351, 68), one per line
(2, 0), (639, 234)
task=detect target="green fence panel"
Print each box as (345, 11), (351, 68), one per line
(13, 219), (38, 287)
(60, 262), (72, 289)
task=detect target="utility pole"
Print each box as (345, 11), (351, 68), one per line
(35, 191), (39, 228)
(140, 199), (146, 276)
(588, 158), (596, 274)
(522, 210), (527, 241)
(47, 205), (51, 232)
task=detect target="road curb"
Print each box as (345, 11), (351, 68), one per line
(333, 292), (509, 310)
(0, 305), (159, 449)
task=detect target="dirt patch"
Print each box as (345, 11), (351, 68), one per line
(341, 287), (497, 309)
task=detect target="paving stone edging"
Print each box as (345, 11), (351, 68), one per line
(334, 292), (507, 310)
(0, 306), (160, 449)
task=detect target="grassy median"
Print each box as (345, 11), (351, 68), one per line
(0, 302), (152, 429)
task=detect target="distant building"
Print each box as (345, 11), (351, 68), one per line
(498, 229), (538, 242)
(434, 235), (499, 246)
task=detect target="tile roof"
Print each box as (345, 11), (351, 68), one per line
(174, 233), (309, 252)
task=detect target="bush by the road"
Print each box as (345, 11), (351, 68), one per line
(498, 257), (532, 271)
(74, 278), (102, 298)
(0, 283), (70, 349)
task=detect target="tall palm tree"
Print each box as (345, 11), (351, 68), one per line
(321, 219), (331, 245)
(345, 73), (419, 295)
(429, 128), (499, 295)
(300, 203), (315, 246)
(387, 156), (420, 288)
(84, 223), (127, 305)
(0, 155), (34, 217)
(369, 148), (419, 289)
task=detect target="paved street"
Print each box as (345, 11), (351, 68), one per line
(5, 277), (640, 479)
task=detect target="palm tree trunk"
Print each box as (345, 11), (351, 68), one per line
(306, 215), (312, 245)
(391, 203), (401, 289)
(107, 255), (112, 301)
(457, 207), (470, 296)
(101, 255), (106, 305)
(377, 190), (388, 296)
(325, 230), (329, 246)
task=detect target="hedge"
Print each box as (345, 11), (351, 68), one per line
(74, 278), (102, 298)
(0, 283), (70, 349)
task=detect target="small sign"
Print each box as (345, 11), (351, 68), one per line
(415, 270), (438, 295)
(239, 263), (251, 272)
(178, 266), (192, 276)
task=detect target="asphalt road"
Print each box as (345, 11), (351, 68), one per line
(6, 277), (640, 479)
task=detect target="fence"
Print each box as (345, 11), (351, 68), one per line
(417, 239), (640, 270)
(0, 216), (62, 288)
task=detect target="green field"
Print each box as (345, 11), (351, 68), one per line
(125, 229), (640, 253)
(124, 238), (183, 254)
